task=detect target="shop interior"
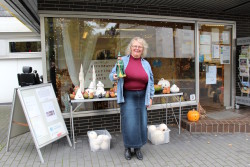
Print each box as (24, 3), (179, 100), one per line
(44, 18), (233, 114)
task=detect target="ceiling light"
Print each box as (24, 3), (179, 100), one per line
(82, 32), (88, 39)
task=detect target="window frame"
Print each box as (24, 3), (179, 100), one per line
(7, 38), (41, 59)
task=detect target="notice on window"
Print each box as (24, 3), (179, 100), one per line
(23, 96), (40, 118)
(48, 122), (65, 139)
(204, 54), (212, 62)
(200, 35), (211, 45)
(36, 86), (53, 102)
(200, 45), (211, 55)
(220, 46), (230, 64)
(212, 45), (220, 58)
(211, 28), (219, 43)
(30, 116), (48, 139)
(206, 66), (217, 84)
(155, 27), (174, 58)
(175, 29), (194, 58)
(221, 31), (230, 44)
(42, 101), (57, 122)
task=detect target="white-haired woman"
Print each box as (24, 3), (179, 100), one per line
(109, 37), (155, 160)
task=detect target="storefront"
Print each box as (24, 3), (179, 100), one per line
(38, 12), (235, 134)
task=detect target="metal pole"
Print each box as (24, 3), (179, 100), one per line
(166, 97), (168, 125)
(70, 105), (72, 140)
(6, 89), (17, 152)
(179, 95), (182, 134)
(36, 148), (45, 163)
(66, 135), (72, 147)
(70, 105), (76, 149)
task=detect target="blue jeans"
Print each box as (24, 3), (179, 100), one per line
(120, 90), (147, 148)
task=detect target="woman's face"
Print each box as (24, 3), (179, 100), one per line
(130, 40), (143, 58)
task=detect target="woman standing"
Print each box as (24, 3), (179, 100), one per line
(109, 37), (155, 160)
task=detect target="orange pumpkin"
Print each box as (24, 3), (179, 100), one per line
(162, 88), (168, 94)
(187, 109), (200, 122)
(166, 87), (170, 94)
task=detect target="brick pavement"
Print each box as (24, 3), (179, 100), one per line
(0, 105), (250, 167)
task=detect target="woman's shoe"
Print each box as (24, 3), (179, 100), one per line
(135, 148), (143, 160)
(124, 148), (132, 160)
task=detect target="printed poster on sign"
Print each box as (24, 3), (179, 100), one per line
(48, 122), (65, 139)
(36, 86), (53, 102)
(23, 96), (41, 118)
(30, 116), (48, 140)
(42, 101), (58, 122)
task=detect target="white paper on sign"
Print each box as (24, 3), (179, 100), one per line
(42, 101), (58, 122)
(23, 96), (41, 118)
(30, 116), (48, 139)
(36, 87), (53, 102)
(206, 66), (217, 84)
(48, 122), (65, 139)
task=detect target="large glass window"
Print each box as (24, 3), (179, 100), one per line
(44, 17), (195, 111)
(199, 24), (232, 111)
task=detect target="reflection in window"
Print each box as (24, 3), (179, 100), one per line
(45, 18), (195, 111)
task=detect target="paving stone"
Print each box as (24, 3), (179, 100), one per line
(1, 105), (250, 167)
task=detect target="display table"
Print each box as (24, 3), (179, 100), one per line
(69, 92), (183, 149)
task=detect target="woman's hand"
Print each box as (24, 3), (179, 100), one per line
(147, 99), (152, 108)
(113, 74), (118, 80)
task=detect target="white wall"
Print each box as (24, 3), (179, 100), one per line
(0, 33), (42, 103)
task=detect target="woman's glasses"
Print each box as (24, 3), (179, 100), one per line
(132, 45), (143, 49)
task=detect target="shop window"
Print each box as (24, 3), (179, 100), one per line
(9, 41), (41, 52)
(44, 17), (195, 111)
(199, 24), (232, 111)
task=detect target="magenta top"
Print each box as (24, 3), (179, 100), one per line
(124, 55), (148, 90)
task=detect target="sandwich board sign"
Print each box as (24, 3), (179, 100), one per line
(6, 83), (72, 163)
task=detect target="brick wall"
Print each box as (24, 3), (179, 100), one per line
(65, 105), (195, 136)
(38, 1), (249, 134)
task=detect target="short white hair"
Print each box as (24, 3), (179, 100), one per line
(125, 37), (148, 58)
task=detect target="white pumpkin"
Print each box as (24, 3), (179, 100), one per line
(151, 130), (165, 144)
(170, 84), (180, 93)
(100, 141), (109, 150)
(97, 135), (105, 140)
(95, 137), (103, 145)
(91, 143), (100, 151)
(88, 131), (97, 139)
(159, 123), (168, 131)
(148, 125), (157, 133)
(102, 135), (110, 142)
(158, 78), (170, 89)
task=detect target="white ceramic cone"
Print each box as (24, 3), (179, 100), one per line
(79, 64), (84, 93)
(92, 65), (96, 92)
(75, 89), (83, 99)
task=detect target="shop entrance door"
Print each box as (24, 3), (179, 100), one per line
(198, 24), (232, 112)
